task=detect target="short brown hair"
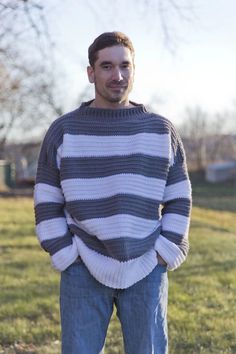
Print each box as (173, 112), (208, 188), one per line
(88, 31), (135, 67)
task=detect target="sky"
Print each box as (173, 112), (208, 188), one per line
(44, 0), (236, 127)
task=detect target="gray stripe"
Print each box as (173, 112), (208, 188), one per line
(36, 163), (61, 187)
(166, 163), (188, 186)
(35, 203), (65, 224)
(60, 155), (169, 180)
(37, 121), (63, 171)
(162, 198), (191, 217)
(70, 224), (161, 261)
(161, 230), (189, 256)
(41, 232), (73, 255)
(60, 117), (170, 136)
(66, 195), (161, 221)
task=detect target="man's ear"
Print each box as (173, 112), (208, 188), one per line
(87, 66), (94, 83)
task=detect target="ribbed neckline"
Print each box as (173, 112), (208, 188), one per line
(77, 100), (148, 120)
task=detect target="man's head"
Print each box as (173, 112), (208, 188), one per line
(87, 32), (135, 108)
(88, 31), (135, 68)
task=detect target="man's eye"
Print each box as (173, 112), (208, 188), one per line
(121, 64), (130, 69)
(102, 65), (111, 70)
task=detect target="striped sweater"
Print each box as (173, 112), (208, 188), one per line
(34, 101), (192, 289)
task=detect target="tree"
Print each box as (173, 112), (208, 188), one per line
(0, 0), (62, 157)
(179, 106), (236, 169)
(86, 0), (196, 53)
(179, 106), (208, 169)
(0, 0), (197, 157)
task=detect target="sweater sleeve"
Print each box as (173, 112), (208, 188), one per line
(155, 125), (192, 270)
(34, 123), (79, 271)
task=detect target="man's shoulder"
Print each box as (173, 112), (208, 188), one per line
(49, 107), (80, 129)
(42, 108), (80, 145)
(147, 112), (183, 147)
(146, 111), (175, 131)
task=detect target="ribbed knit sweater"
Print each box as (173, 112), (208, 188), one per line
(34, 101), (192, 289)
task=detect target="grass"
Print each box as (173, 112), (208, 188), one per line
(0, 174), (236, 353)
(190, 170), (236, 212)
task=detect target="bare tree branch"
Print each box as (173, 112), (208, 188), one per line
(0, 1), (63, 154)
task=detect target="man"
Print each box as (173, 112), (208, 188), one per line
(34, 31), (192, 354)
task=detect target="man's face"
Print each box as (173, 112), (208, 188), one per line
(87, 45), (135, 108)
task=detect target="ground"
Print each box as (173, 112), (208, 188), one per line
(0, 172), (236, 353)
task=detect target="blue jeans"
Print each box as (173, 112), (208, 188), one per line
(60, 261), (168, 354)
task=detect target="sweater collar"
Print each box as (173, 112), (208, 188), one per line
(77, 100), (148, 120)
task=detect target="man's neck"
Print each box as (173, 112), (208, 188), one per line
(89, 99), (134, 109)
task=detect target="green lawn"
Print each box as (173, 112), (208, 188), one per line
(0, 177), (236, 353)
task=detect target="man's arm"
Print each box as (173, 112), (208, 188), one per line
(34, 125), (78, 271)
(155, 127), (192, 270)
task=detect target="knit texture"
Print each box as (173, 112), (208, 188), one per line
(34, 101), (192, 289)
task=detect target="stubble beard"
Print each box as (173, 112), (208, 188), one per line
(94, 79), (133, 104)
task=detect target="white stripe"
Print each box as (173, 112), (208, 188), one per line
(60, 133), (170, 158)
(34, 183), (64, 206)
(71, 214), (160, 240)
(75, 237), (158, 289)
(163, 180), (191, 202)
(36, 218), (68, 242)
(61, 174), (166, 201)
(161, 213), (190, 236)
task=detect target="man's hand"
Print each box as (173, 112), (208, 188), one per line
(157, 253), (167, 266)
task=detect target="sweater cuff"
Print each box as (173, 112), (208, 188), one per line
(155, 235), (186, 271)
(50, 238), (79, 271)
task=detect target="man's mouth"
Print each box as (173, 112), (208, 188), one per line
(108, 85), (126, 89)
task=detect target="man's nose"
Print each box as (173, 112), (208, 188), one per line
(111, 67), (122, 81)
